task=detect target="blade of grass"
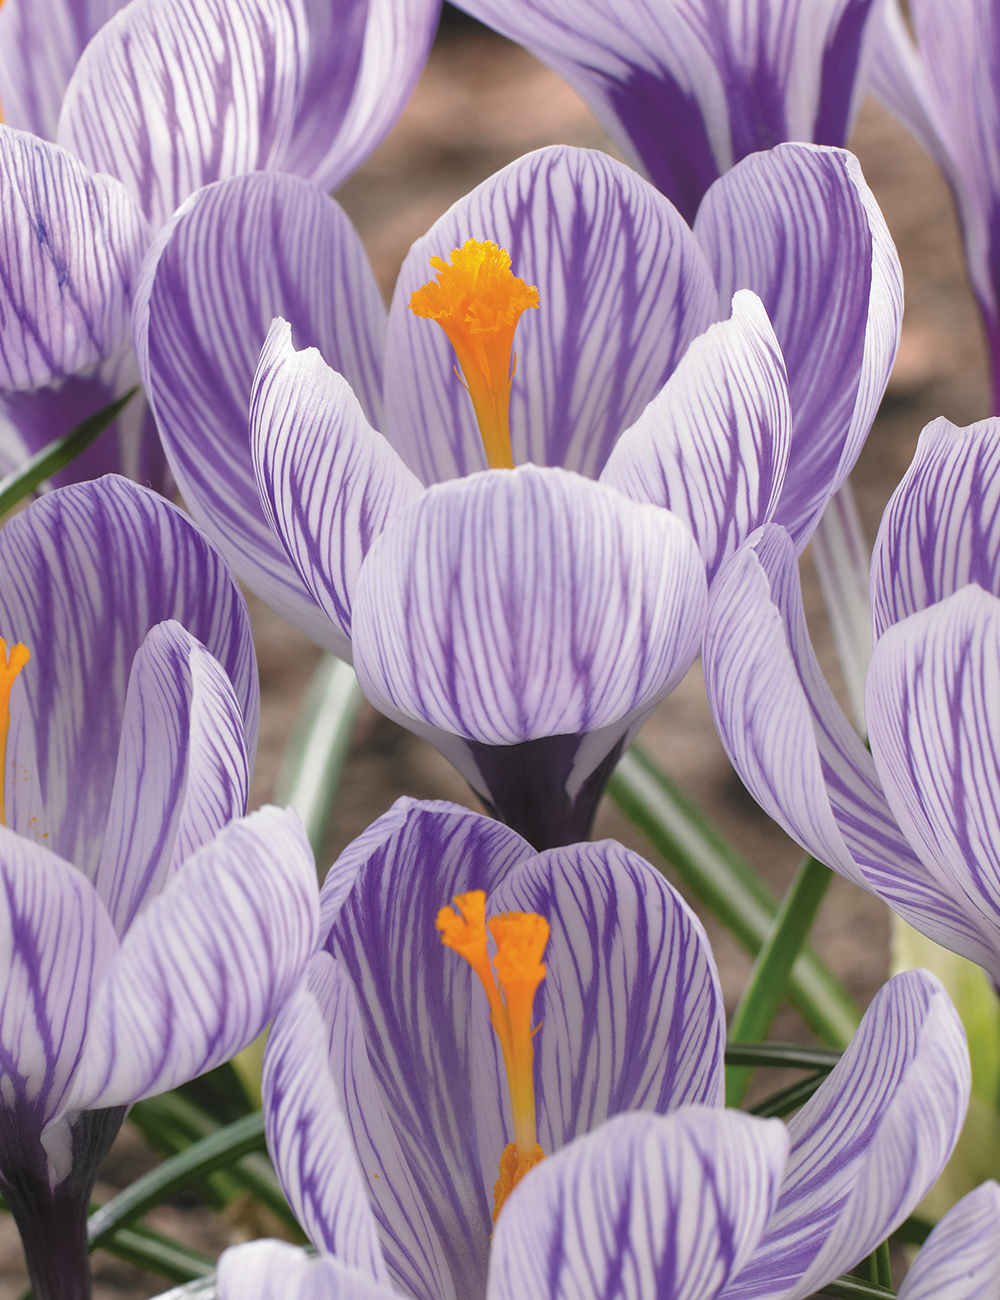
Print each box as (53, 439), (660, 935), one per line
(726, 855), (835, 1105)
(0, 388), (138, 518)
(608, 745), (860, 1047)
(748, 1070), (828, 1119)
(274, 655), (363, 857)
(88, 1113), (267, 1250)
(723, 1042), (841, 1071)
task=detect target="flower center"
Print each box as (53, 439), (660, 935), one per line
(436, 889), (548, 1220)
(409, 240), (539, 470)
(0, 640), (29, 826)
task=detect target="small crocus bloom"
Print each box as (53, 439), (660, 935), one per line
(0, 0), (440, 487)
(871, 0), (1000, 410)
(134, 142), (899, 847)
(212, 798), (969, 1300)
(0, 474), (319, 1300)
(445, 0), (887, 224)
(702, 415), (1000, 986)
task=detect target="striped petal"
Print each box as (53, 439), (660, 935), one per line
(703, 527), (998, 974)
(867, 587), (1000, 969)
(285, 0), (439, 193)
(353, 465), (706, 744)
(495, 840), (726, 1152)
(68, 806), (318, 1112)
(600, 290), (791, 583)
(263, 957), (391, 1284)
(871, 417), (1000, 640)
(0, 127), (149, 390)
(92, 622), (249, 938)
(251, 320), (422, 650)
(265, 955), (451, 1300)
(490, 1109), (788, 1300)
(0, 477), (258, 879)
(57, 0), (308, 231)
(0, 829), (117, 1182)
(383, 145), (718, 484)
(453, 0), (882, 224)
(219, 1241), (399, 1300)
(724, 970), (971, 1300)
(897, 1181), (1000, 1300)
(135, 172), (386, 655)
(0, 0), (130, 140)
(694, 143), (902, 548)
(874, 0), (1000, 396)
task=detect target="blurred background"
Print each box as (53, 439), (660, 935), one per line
(1, 7), (990, 1295)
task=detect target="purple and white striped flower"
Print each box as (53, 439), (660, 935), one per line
(212, 797), (969, 1300)
(703, 415), (1000, 986)
(0, 474), (318, 1300)
(448, 0), (886, 225)
(894, 1180), (1000, 1299)
(0, 0), (439, 483)
(134, 141), (898, 847)
(871, 0), (1000, 409)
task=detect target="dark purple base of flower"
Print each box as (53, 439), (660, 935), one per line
(470, 732), (626, 850)
(0, 1106), (127, 1300)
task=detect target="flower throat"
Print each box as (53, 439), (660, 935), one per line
(436, 890), (548, 1221)
(409, 240), (539, 470)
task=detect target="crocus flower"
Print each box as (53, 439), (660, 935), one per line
(0, 0), (440, 483)
(0, 474), (319, 1300)
(870, 0), (1000, 409)
(211, 797), (968, 1300)
(447, 0), (886, 225)
(134, 141), (898, 846)
(893, 1180), (1000, 1299)
(702, 415), (1000, 985)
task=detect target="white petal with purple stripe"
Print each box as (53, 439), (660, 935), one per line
(352, 465), (707, 745)
(68, 806), (317, 1111)
(490, 1108), (788, 1300)
(0, 127), (149, 389)
(0, 830), (117, 1180)
(57, 0), (308, 230)
(251, 320), (422, 650)
(91, 622), (250, 938)
(695, 143), (902, 548)
(600, 290), (791, 582)
(871, 417), (1000, 639)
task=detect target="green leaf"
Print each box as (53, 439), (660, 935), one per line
(723, 1042), (841, 1071)
(726, 855), (835, 1105)
(816, 1279), (895, 1299)
(129, 1093), (298, 1229)
(88, 1113), (268, 1250)
(0, 388), (138, 518)
(95, 1224), (214, 1284)
(748, 1070), (828, 1118)
(150, 1281), (220, 1300)
(607, 745), (860, 1048)
(274, 654), (363, 857)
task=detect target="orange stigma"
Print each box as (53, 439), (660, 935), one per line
(409, 240), (539, 470)
(0, 640), (28, 826)
(437, 890), (548, 1221)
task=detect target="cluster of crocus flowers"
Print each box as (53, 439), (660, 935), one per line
(0, 475), (319, 1300)
(207, 798), (973, 1300)
(133, 137), (899, 850)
